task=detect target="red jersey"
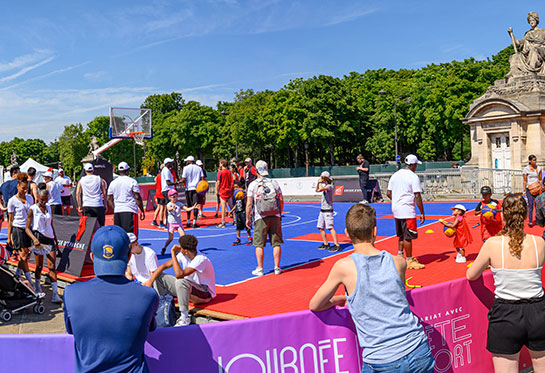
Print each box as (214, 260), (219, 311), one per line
(217, 169), (233, 199)
(154, 174), (162, 200)
(475, 199), (503, 241)
(453, 215), (473, 249)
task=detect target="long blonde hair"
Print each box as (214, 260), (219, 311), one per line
(499, 194), (528, 258)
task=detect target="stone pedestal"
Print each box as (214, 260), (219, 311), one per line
(463, 75), (545, 170)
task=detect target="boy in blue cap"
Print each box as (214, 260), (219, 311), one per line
(63, 225), (159, 373)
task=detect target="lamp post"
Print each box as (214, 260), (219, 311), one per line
(379, 90), (411, 166)
(304, 142), (309, 177)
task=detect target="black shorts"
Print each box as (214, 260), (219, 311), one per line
(197, 193), (206, 205)
(114, 212), (138, 235)
(50, 204), (63, 215)
(11, 226), (31, 250)
(61, 196), (72, 206)
(156, 196), (167, 206)
(487, 296), (545, 354)
(83, 206), (105, 227)
(395, 218), (418, 241)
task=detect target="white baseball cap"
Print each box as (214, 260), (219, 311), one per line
(163, 158), (174, 164)
(196, 160), (203, 166)
(320, 171), (330, 178)
(256, 160), (269, 176)
(184, 155), (195, 162)
(118, 161), (130, 171)
(451, 204), (467, 212)
(84, 163), (94, 172)
(404, 154), (422, 165)
(244, 157), (252, 163)
(127, 233), (137, 243)
(59, 168), (64, 172)
(43, 171), (53, 178)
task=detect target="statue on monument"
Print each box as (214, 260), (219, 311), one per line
(10, 151), (18, 166)
(506, 12), (545, 78)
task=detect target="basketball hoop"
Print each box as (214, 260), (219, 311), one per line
(130, 131), (145, 146)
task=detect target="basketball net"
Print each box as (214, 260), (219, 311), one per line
(130, 132), (145, 146)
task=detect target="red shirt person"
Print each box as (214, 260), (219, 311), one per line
(474, 186), (503, 242)
(216, 159), (234, 228)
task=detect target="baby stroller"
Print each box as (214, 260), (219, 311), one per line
(0, 245), (45, 322)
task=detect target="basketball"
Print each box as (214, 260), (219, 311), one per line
(196, 180), (209, 195)
(443, 226), (456, 237)
(481, 204), (497, 220)
(234, 189), (245, 200)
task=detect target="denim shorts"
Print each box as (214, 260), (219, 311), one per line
(361, 339), (434, 373)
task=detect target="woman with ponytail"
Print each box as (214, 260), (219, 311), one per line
(468, 194), (545, 372)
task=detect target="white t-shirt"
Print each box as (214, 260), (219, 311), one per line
(161, 167), (175, 192)
(182, 164), (204, 191)
(523, 166), (542, 185)
(30, 204), (54, 239)
(7, 194), (34, 229)
(128, 246), (158, 283)
(387, 168), (423, 219)
(167, 201), (184, 224)
(47, 180), (63, 205)
(247, 177), (283, 221)
(107, 176), (140, 214)
(176, 252), (216, 297)
(79, 174), (103, 207)
(55, 175), (72, 197)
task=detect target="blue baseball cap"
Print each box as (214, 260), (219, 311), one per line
(91, 225), (130, 276)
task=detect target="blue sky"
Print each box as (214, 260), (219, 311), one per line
(0, 1), (543, 143)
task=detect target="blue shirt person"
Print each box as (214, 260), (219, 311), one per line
(63, 225), (159, 373)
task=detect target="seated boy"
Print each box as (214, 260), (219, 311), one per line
(126, 233), (158, 284)
(145, 235), (216, 327)
(309, 203), (434, 372)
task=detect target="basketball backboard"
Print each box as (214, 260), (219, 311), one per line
(109, 107), (152, 140)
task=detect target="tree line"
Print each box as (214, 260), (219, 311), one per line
(2, 46), (513, 178)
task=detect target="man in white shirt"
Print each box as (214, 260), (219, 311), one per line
(76, 163), (107, 226)
(387, 154), (426, 270)
(125, 233), (158, 284)
(55, 168), (73, 215)
(107, 162), (145, 236)
(145, 234), (216, 327)
(181, 156), (204, 229)
(246, 160), (284, 276)
(161, 157), (177, 201)
(43, 171), (63, 215)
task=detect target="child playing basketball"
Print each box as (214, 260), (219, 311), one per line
(161, 189), (197, 255)
(230, 181), (252, 245)
(315, 171), (341, 252)
(439, 204), (473, 263)
(474, 186), (502, 242)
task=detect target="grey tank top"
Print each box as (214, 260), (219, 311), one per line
(346, 251), (426, 364)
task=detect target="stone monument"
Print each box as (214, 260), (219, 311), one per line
(81, 135), (100, 163)
(463, 11), (545, 170)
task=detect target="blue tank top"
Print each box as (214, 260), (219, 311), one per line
(346, 251), (426, 364)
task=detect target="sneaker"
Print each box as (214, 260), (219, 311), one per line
(151, 221), (158, 227)
(52, 293), (63, 304)
(186, 222), (191, 229)
(328, 245), (342, 253)
(35, 290), (46, 298)
(274, 267), (282, 275)
(397, 251), (404, 257)
(159, 223), (167, 229)
(193, 223), (200, 229)
(217, 223), (226, 228)
(232, 238), (241, 246)
(456, 254), (467, 263)
(317, 244), (330, 250)
(161, 248), (166, 256)
(174, 314), (191, 327)
(251, 268), (264, 277)
(213, 214), (218, 219)
(407, 258), (425, 270)
(246, 237), (253, 245)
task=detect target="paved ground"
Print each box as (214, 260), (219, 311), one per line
(0, 282), (66, 334)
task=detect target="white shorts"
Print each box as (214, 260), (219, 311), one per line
(317, 211), (334, 230)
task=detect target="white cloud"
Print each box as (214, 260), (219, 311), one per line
(83, 71), (107, 80)
(0, 50), (53, 72)
(0, 56), (55, 83)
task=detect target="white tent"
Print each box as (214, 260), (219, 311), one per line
(19, 158), (58, 183)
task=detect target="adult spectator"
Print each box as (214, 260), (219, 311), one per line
(387, 154), (426, 270)
(152, 165), (167, 228)
(125, 233), (158, 284)
(76, 163), (107, 226)
(310, 203), (434, 372)
(55, 168), (73, 215)
(356, 154), (370, 202)
(107, 162), (145, 236)
(523, 154), (542, 227)
(43, 171), (63, 215)
(231, 158), (244, 184)
(63, 225), (158, 372)
(246, 160), (284, 276)
(243, 158), (257, 189)
(216, 159), (234, 228)
(26, 167), (39, 203)
(181, 156), (204, 229)
(145, 234), (216, 327)
(468, 194), (545, 372)
(196, 160), (207, 219)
